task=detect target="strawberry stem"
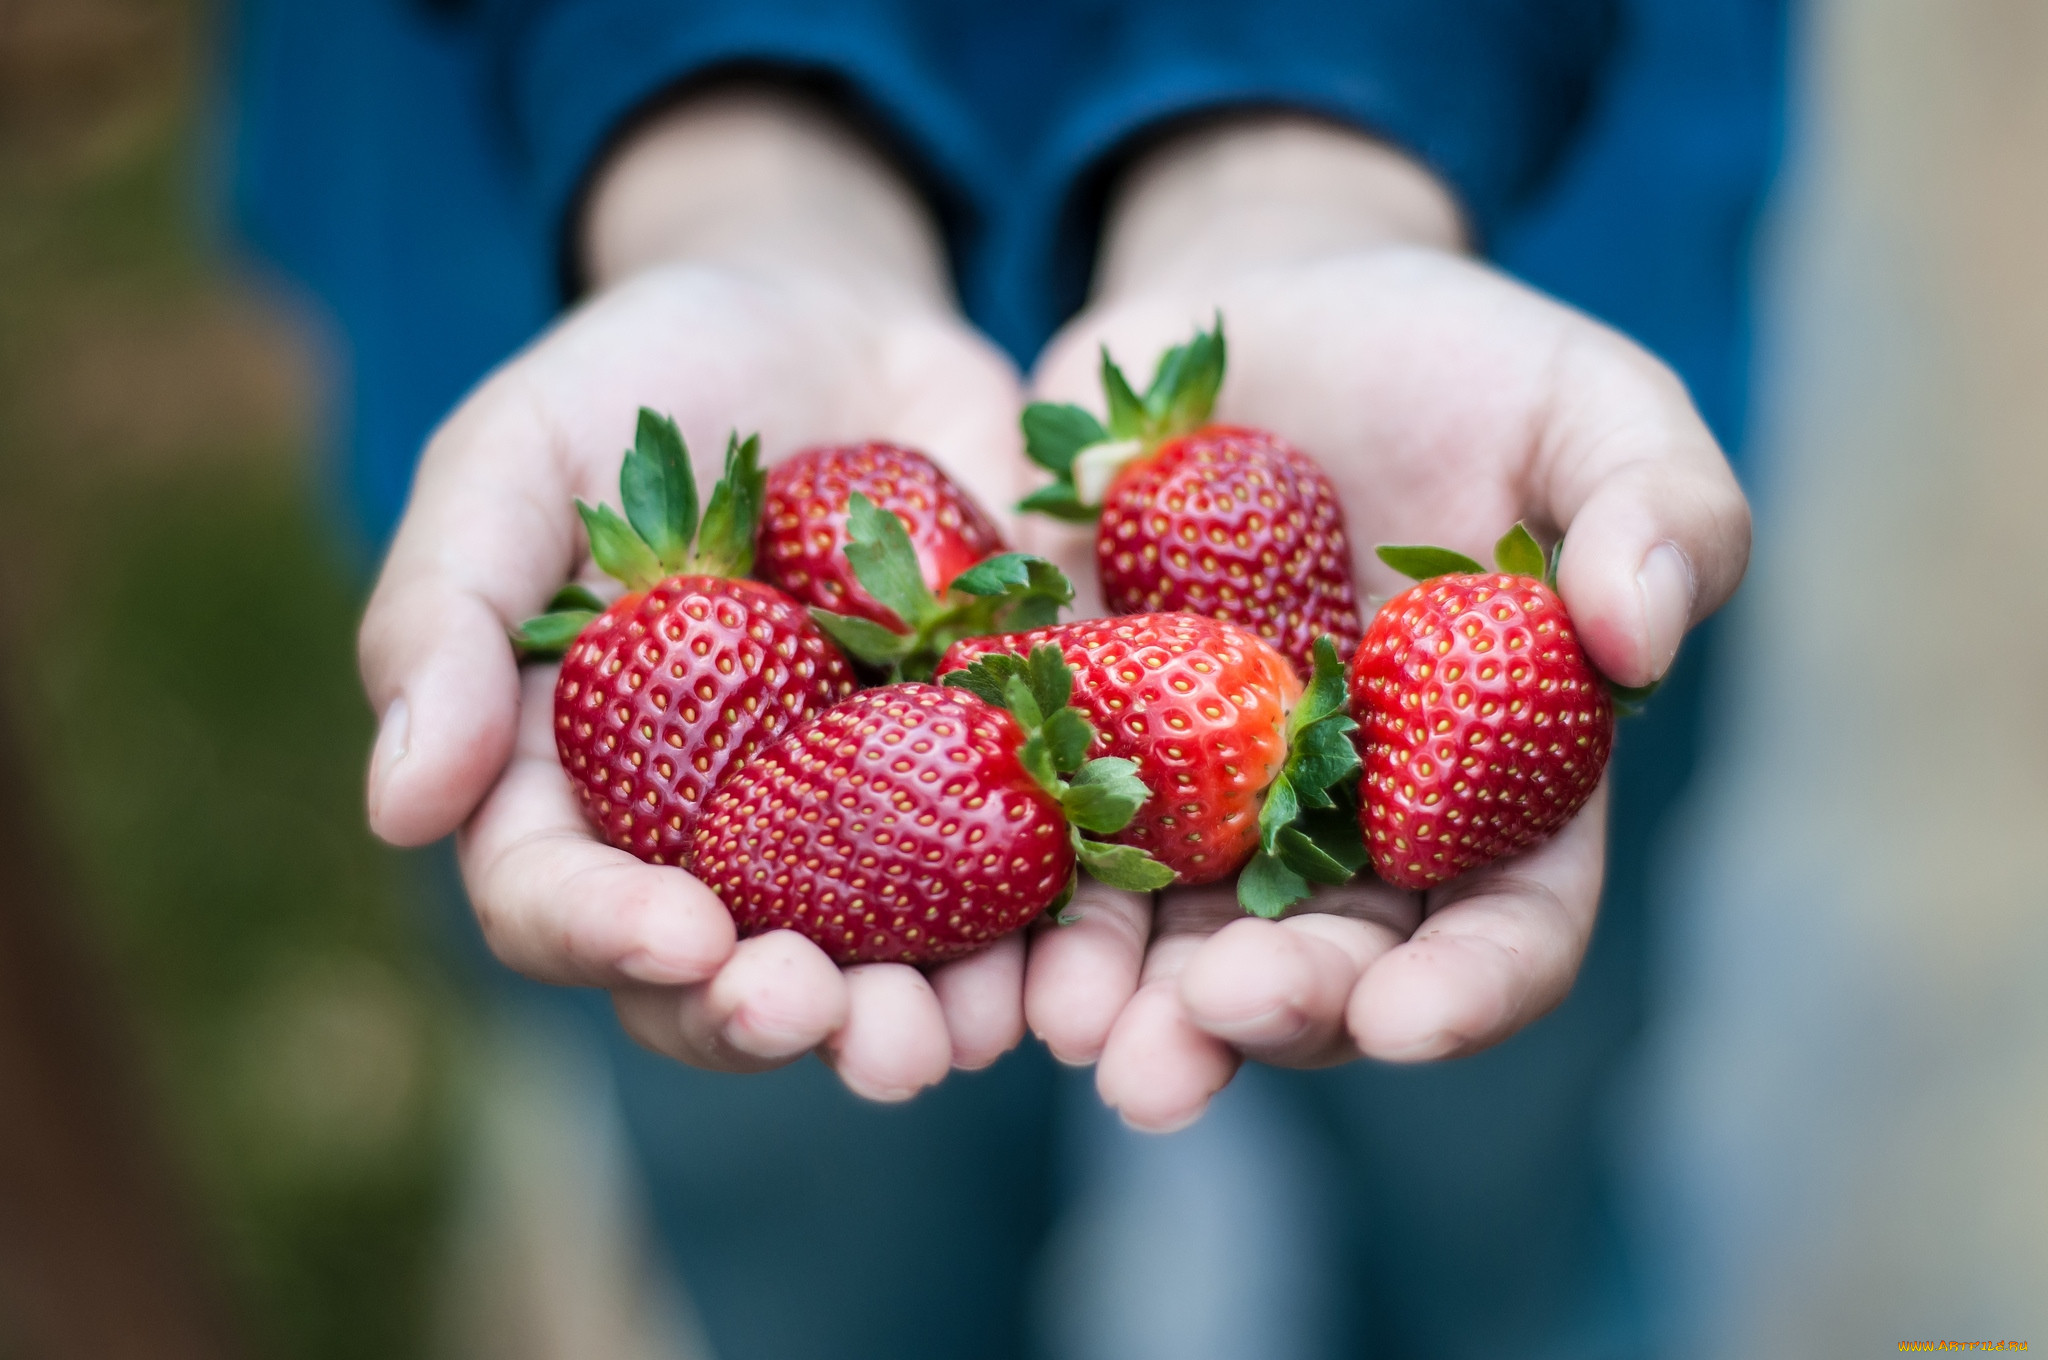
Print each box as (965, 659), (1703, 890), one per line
(1238, 636), (1367, 918)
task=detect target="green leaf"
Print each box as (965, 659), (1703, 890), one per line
(842, 492), (940, 629)
(1002, 593), (1065, 631)
(1021, 402), (1107, 474)
(1493, 521), (1547, 578)
(1144, 316), (1225, 436)
(1258, 774), (1299, 856)
(1017, 483), (1103, 524)
(1609, 676), (1662, 718)
(510, 609), (598, 659)
(620, 408), (698, 571)
(1074, 837), (1175, 892)
(1273, 826), (1355, 885)
(1375, 544), (1486, 582)
(1025, 643), (1074, 716)
(1295, 801), (1369, 877)
(810, 607), (913, 668)
(1061, 758), (1151, 834)
(1285, 719), (1361, 807)
(693, 432), (765, 577)
(940, 652), (1029, 708)
(547, 582), (608, 614)
(1002, 674), (1044, 731)
(1238, 850), (1309, 918)
(1041, 707), (1095, 774)
(576, 500), (665, 591)
(1015, 733), (1060, 796)
(1099, 347), (1148, 439)
(1288, 636), (1351, 735)
(950, 553), (1035, 596)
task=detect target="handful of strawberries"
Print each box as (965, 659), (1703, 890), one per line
(515, 320), (1622, 965)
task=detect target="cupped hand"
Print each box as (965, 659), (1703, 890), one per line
(1018, 202), (1749, 1129)
(358, 90), (1043, 1100)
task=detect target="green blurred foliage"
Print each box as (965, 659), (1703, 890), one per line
(0, 2), (466, 1355)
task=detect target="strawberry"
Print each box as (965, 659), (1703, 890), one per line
(807, 492), (1076, 682)
(690, 653), (1173, 964)
(758, 441), (1006, 626)
(941, 614), (1367, 916)
(1349, 523), (1616, 890)
(513, 409), (857, 864)
(1019, 318), (1363, 672)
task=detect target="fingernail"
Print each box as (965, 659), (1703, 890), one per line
(1636, 543), (1695, 681)
(368, 696), (410, 824)
(1373, 1028), (1456, 1063)
(1203, 1005), (1307, 1048)
(723, 1007), (818, 1060)
(1119, 1103), (1208, 1136)
(618, 944), (713, 986)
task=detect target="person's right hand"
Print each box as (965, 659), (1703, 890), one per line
(357, 90), (1033, 1101)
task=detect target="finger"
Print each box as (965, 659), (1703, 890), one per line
(1537, 333), (1751, 687)
(614, 929), (849, 1072)
(820, 963), (954, 1102)
(929, 933), (1027, 1071)
(1178, 879), (1420, 1066)
(457, 667), (737, 987)
(1093, 892), (1244, 1132)
(1348, 779), (1609, 1062)
(1023, 881), (1153, 1064)
(361, 375), (582, 845)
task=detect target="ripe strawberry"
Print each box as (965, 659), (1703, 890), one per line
(807, 493), (1076, 682)
(758, 441), (1006, 626)
(1349, 523), (1615, 890)
(514, 409), (857, 864)
(1020, 319), (1363, 671)
(691, 655), (1172, 964)
(942, 614), (1366, 916)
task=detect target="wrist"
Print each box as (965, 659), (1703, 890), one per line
(1093, 114), (1467, 302)
(578, 87), (954, 320)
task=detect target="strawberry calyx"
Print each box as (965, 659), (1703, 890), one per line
(513, 408), (766, 659)
(809, 493), (1075, 682)
(1018, 315), (1227, 520)
(1237, 635), (1369, 918)
(943, 645), (1176, 900)
(1375, 520), (1664, 717)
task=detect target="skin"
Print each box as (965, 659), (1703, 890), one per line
(358, 92), (1749, 1119)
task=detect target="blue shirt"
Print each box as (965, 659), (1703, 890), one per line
(222, 0), (1783, 551)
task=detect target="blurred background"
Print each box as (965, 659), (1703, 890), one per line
(0, 0), (2042, 1357)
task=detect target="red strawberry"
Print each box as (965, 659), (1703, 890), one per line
(1020, 319), (1363, 671)
(1349, 524), (1616, 890)
(514, 410), (857, 864)
(759, 441), (1006, 626)
(691, 657), (1172, 964)
(941, 614), (1366, 916)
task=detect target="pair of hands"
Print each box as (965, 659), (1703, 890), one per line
(358, 97), (1747, 1131)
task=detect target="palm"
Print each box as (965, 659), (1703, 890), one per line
(1015, 246), (1745, 1129)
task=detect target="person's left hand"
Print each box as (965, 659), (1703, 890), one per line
(1010, 121), (1748, 1131)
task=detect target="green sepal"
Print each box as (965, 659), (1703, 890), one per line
(1238, 635), (1364, 913)
(1294, 799), (1368, 877)
(1047, 867), (1080, 922)
(1493, 521), (1547, 578)
(1021, 403), (1108, 475)
(842, 492), (941, 630)
(547, 582), (608, 614)
(1074, 835), (1176, 893)
(1238, 850), (1310, 918)
(1061, 757), (1148, 833)
(1016, 483), (1101, 523)
(951, 647), (1174, 891)
(1100, 348), (1148, 439)
(620, 408), (698, 571)
(693, 432), (764, 578)
(809, 608), (914, 666)
(1141, 315), (1225, 436)
(1546, 537), (1562, 589)
(819, 526), (1076, 681)
(1376, 543), (1486, 582)
(510, 609), (599, 660)
(1608, 676), (1662, 719)
(577, 500), (665, 592)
